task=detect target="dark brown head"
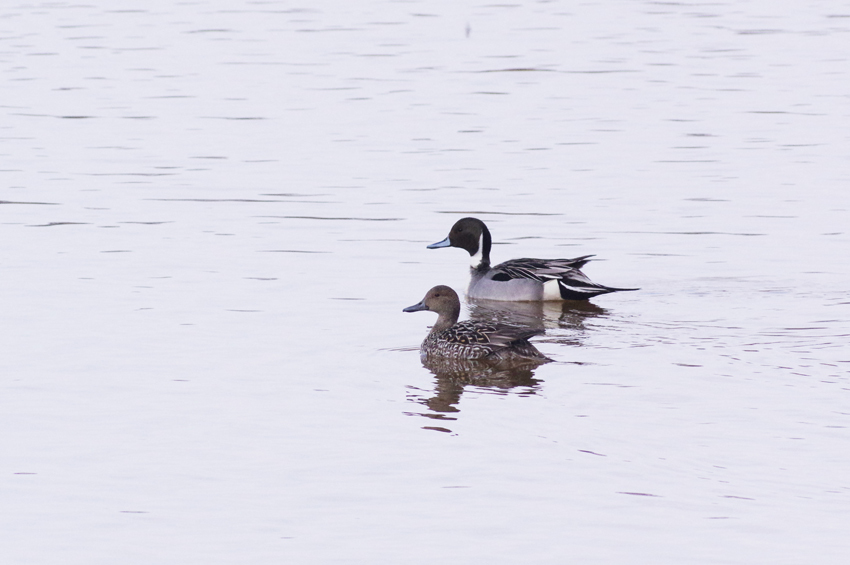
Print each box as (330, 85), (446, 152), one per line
(427, 217), (492, 269)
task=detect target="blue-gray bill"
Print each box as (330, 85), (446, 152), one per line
(426, 237), (451, 249)
(403, 301), (428, 313)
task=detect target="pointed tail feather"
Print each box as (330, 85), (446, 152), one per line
(558, 280), (639, 301)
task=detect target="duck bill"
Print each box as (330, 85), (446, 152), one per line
(402, 301), (429, 313)
(426, 237), (451, 249)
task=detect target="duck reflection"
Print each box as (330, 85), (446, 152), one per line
(467, 298), (609, 346)
(404, 290), (610, 420)
(410, 355), (548, 417)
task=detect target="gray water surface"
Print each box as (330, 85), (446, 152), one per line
(2, 1), (850, 563)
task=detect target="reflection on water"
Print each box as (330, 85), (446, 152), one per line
(406, 298), (607, 422)
(407, 356), (548, 424)
(468, 298), (609, 345)
(5, 1), (850, 559)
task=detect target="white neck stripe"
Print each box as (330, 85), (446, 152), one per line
(469, 233), (484, 268)
(469, 249), (483, 268)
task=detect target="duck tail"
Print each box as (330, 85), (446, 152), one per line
(557, 280), (639, 301)
(567, 254), (595, 269)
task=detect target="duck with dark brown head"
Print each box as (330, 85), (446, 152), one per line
(428, 217), (637, 301)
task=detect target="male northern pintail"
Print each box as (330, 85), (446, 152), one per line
(428, 217), (638, 301)
(403, 285), (549, 361)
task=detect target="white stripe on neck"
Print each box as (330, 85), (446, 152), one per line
(469, 238), (484, 269)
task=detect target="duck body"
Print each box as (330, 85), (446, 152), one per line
(428, 217), (637, 302)
(421, 319), (546, 361)
(469, 256), (603, 301)
(403, 285), (549, 361)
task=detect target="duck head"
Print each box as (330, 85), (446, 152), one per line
(427, 217), (492, 270)
(403, 285), (462, 333)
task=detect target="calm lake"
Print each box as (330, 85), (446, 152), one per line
(2, 1), (849, 563)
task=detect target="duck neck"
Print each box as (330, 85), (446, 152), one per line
(469, 224), (492, 272)
(430, 304), (461, 335)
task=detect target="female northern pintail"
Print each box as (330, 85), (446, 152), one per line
(403, 285), (549, 361)
(428, 217), (637, 301)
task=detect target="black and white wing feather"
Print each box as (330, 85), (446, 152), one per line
(489, 256), (638, 300)
(488, 255), (594, 282)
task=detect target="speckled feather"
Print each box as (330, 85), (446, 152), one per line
(422, 320), (546, 360)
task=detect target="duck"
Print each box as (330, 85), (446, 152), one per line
(427, 217), (637, 301)
(403, 285), (550, 361)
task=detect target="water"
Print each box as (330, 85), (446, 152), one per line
(2, 1), (849, 563)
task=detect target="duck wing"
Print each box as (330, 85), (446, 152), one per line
(488, 256), (594, 282)
(445, 321), (547, 359)
(490, 257), (638, 300)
